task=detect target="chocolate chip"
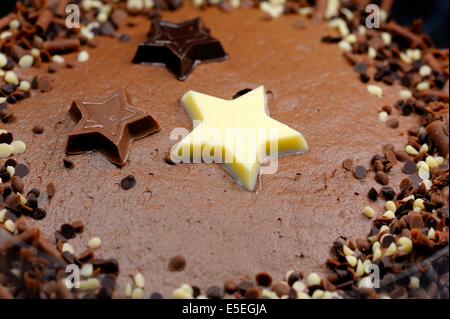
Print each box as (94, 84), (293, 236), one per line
(353, 63), (368, 74)
(224, 280), (237, 294)
(342, 159), (353, 171)
(395, 150), (411, 162)
(385, 151), (397, 164)
(373, 160), (384, 172)
(403, 160), (417, 174)
(255, 272), (272, 287)
(367, 187), (379, 201)
(13, 164), (30, 178)
(237, 281), (254, 295)
(375, 171), (389, 186)
(168, 255), (186, 272)
(381, 187), (396, 200)
(60, 223), (76, 239)
(32, 208), (47, 220)
(27, 188), (40, 198)
(354, 165), (367, 179)
(46, 182), (56, 198)
(400, 177), (413, 191)
(244, 287), (260, 299)
(120, 175), (136, 190)
(63, 158), (74, 169)
(381, 105), (393, 115)
(271, 282), (291, 297)
(386, 118), (399, 129)
(38, 76), (51, 92)
(150, 292), (163, 299)
(72, 220), (84, 234)
(206, 286), (224, 299)
(0, 132), (13, 144)
(10, 176), (25, 194)
(359, 73), (370, 83)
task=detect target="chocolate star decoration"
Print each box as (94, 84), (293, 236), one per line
(65, 88), (160, 167)
(132, 17), (228, 80)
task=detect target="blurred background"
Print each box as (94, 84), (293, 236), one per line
(0, 0), (448, 47)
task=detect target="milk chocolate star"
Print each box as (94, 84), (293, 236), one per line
(65, 88), (160, 167)
(132, 17), (228, 80)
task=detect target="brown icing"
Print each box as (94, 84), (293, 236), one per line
(10, 6), (421, 296)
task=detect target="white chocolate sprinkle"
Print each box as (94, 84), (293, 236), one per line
(405, 145), (419, 155)
(80, 263), (94, 277)
(362, 206), (375, 219)
(367, 85), (383, 98)
(52, 55), (65, 64)
(368, 46), (377, 59)
(378, 111), (389, 122)
(384, 242), (397, 257)
(77, 51), (90, 63)
(79, 278), (101, 291)
(18, 55), (34, 68)
(307, 273), (321, 286)
(419, 65), (432, 77)
(18, 81), (31, 92)
(134, 272), (145, 288)
(385, 201), (396, 212)
(131, 287), (144, 299)
(346, 255), (357, 267)
(0, 143), (13, 158)
(338, 40), (352, 52)
(4, 71), (19, 85)
(4, 219), (16, 234)
(87, 236), (102, 249)
(6, 166), (15, 177)
(398, 236), (413, 254)
(416, 81), (430, 91)
(381, 32), (392, 46)
(62, 243), (75, 254)
(0, 53), (7, 68)
(418, 167), (430, 181)
(427, 228), (436, 240)
(426, 156), (438, 169)
(409, 277), (420, 289)
(399, 89), (412, 100)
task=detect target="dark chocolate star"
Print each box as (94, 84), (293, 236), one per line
(132, 17), (228, 80)
(65, 88), (160, 167)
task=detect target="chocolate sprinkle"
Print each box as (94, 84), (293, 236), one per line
(120, 175), (136, 190)
(168, 255), (186, 272)
(354, 165), (367, 179)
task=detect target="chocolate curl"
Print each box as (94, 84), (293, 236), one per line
(36, 8), (53, 35)
(425, 52), (443, 73)
(426, 120), (449, 157)
(313, 0), (327, 23)
(44, 38), (80, 54)
(37, 238), (63, 261)
(0, 228), (41, 252)
(419, 90), (449, 103)
(8, 44), (28, 62)
(385, 21), (427, 49)
(0, 13), (16, 31)
(55, 0), (69, 17)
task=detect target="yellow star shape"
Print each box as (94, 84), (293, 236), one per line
(171, 86), (309, 191)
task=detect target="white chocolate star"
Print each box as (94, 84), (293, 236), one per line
(171, 86), (309, 191)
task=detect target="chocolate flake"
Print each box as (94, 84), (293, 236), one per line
(168, 255), (186, 272)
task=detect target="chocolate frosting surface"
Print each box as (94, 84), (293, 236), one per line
(9, 5), (421, 296)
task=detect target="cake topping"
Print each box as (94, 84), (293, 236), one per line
(170, 86), (309, 191)
(132, 17), (228, 80)
(65, 88), (160, 167)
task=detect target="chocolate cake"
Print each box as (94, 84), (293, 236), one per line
(0, 0), (448, 299)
